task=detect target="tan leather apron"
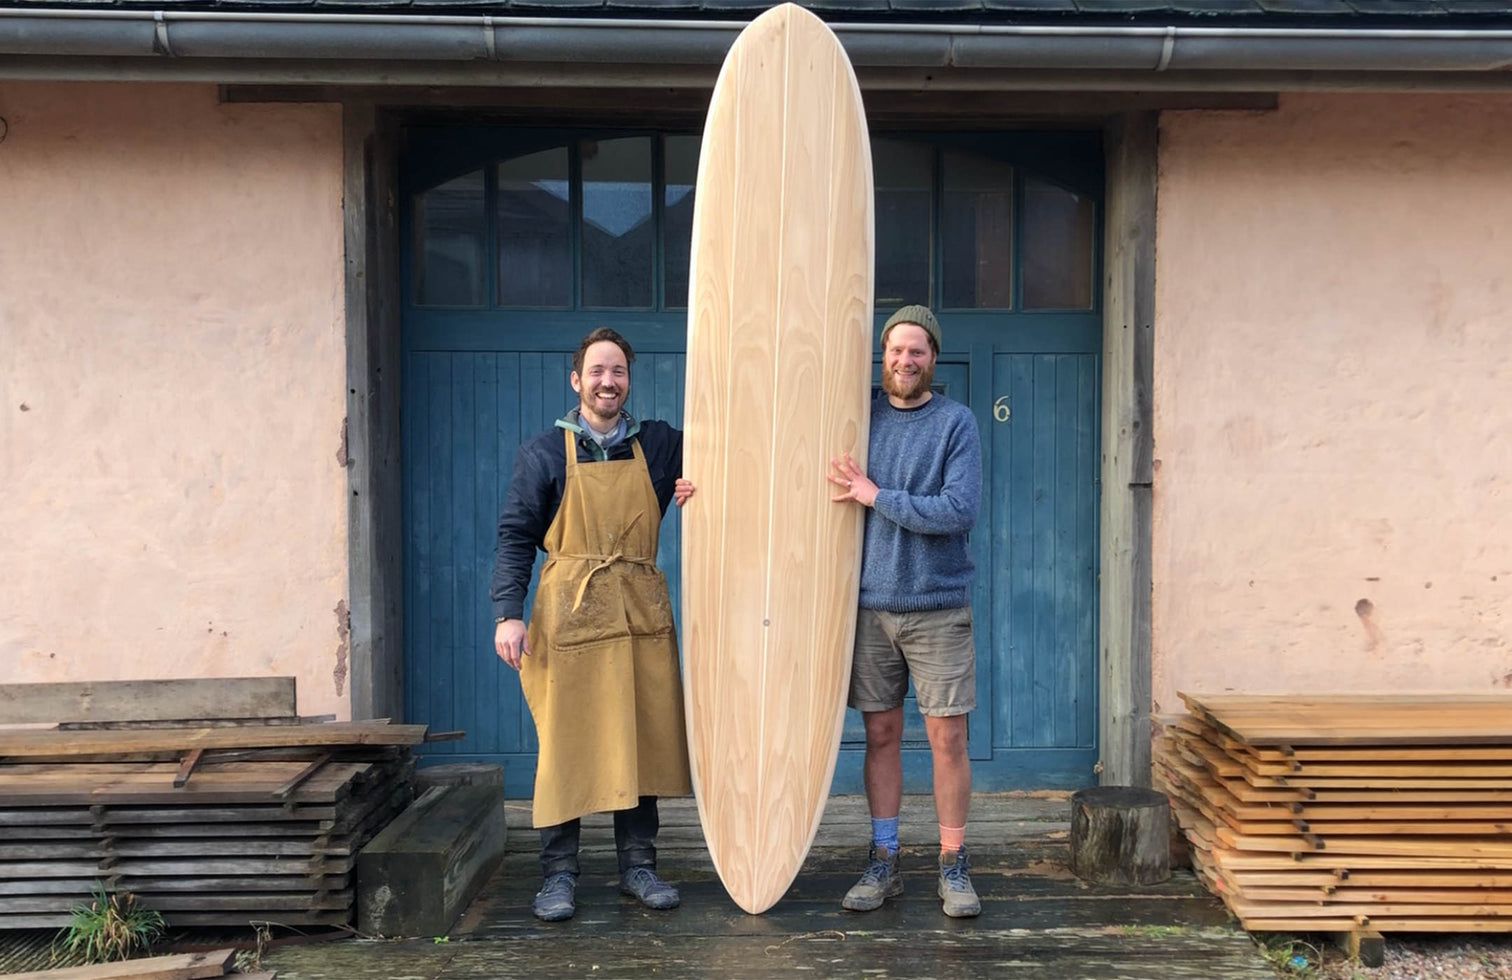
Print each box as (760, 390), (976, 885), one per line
(520, 430), (692, 828)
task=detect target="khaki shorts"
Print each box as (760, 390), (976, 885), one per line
(847, 606), (976, 717)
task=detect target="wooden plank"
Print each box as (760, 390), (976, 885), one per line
(1241, 915), (1512, 933)
(3, 948), (236, 980)
(0, 855), (356, 878)
(1223, 869), (1512, 889)
(116, 874), (349, 893)
(1222, 818), (1512, 837)
(0, 679), (296, 727)
(1229, 897), (1512, 919)
(1215, 828), (1512, 857)
(1235, 885), (1512, 904)
(1211, 849), (1512, 870)
(1179, 693), (1512, 746)
(0, 890), (354, 914)
(0, 722), (425, 758)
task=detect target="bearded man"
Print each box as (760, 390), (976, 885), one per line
(491, 327), (694, 922)
(827, 305), (985, 919)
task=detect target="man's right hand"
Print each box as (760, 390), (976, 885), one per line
(495, 618), (529, 670)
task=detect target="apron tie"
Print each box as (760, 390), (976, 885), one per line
(562, 551), (657, 611)
(558, 509), (650, 611)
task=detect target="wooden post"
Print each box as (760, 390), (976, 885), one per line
(1098, 111), (1157, 789)
(1070, 785), (1171, 886)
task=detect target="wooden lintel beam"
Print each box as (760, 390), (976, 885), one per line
(221, 83), (1278, 120)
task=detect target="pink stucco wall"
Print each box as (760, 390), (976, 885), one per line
(1152, 93), (1512, 713)
(0, 83), (350, 718)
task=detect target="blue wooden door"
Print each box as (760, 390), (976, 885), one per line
(400, 127), (1101, 794)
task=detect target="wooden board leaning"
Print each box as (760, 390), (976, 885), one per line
(680, 2), (873, 915)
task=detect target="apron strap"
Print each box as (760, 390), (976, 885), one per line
(562, 425), (645, 467)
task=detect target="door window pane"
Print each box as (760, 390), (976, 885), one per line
(582, 137), (654, 308)
(1022, 176), (1095, 310)
(663, 135), (699, 310)
(415, 170), (485, 307)
(873, 139), (933, 310)
(942, 150), (1013, 309)
(496, 148), (571, 308)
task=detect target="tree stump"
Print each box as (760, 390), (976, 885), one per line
(1069, 786), (1171, 886)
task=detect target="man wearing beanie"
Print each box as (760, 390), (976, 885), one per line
(829, 304), (984, 918)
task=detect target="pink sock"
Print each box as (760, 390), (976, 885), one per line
(939, 824), (965, 853)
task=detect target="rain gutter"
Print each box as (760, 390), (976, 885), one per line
(2, 11), (1511, 85)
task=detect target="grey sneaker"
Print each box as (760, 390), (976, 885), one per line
(620, 866), (680, 910)
(532, 871), (577, 921)
(938, 846), (981, 918)
(841, 844), (902, 911)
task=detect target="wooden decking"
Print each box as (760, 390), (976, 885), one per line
(262, 793), (1278, 980)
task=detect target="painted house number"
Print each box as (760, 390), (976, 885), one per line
(993, 395), (1011, 423)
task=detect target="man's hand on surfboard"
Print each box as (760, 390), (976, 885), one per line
(674, 478), (696, 508)
(828, 453), (877, 507)
(494, 618), (530, 670)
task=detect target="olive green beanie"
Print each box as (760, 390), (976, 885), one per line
(881, 304), (941, 352)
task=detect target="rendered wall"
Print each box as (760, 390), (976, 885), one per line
(1152, 93), (1512, 712)
(0, 82), (350, 718)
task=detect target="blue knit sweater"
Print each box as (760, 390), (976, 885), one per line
(860, 393), (982, 612)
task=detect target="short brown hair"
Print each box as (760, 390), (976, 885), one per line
(573, 327), (635, 376)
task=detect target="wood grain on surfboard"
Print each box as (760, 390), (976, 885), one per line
(681, 3), (874, 915)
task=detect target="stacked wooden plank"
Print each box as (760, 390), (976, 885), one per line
(0, 679), (425, 929)
(1155, 692), (1512, 933)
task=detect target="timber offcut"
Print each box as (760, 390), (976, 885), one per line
(1156, 691), (1512, 934)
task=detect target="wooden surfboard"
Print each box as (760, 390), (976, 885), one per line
(681, 3), (874, 915)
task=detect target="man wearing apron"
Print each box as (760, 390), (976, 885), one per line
(491, 327), (694, 922)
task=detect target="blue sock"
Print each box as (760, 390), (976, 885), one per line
(871, 816), (900, 853)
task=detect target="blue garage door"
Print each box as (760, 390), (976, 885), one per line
(399, 126), (1102, 795)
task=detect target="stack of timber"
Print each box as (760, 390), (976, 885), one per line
(1154, 692), (1512, 934)
(0, 678), (427, 929)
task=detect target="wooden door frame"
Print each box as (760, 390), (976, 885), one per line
(343, 102), (406, 724)
(341, 103), (1159, 791)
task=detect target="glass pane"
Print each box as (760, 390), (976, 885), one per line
(941, 150), (1013, 309)
(663, 135), (700, 310)
(415, 170), (485, 307)
(873, 139), (933, 310)
(1022, 176), (1095, 310)
(496, 148), (571, 309)
(582, 137), (654, 308)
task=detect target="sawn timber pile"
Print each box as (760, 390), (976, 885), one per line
(0, 679), (426, 930)
(1155, 692), (1512, 934)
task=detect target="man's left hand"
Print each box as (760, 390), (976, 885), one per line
(674, 478), (696, 507)
(828, 452), (877, 507)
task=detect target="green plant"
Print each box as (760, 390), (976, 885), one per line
(1252, 933), (1323, 978)
(55, 882), (166, 964)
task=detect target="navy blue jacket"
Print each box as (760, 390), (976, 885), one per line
(489, 411), (682, 622)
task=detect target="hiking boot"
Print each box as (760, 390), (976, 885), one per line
(532, 871), (578, 921)
(938, 846), (980, 918)
(620, 866), (680, 910)
(841, 844), (902, 911)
